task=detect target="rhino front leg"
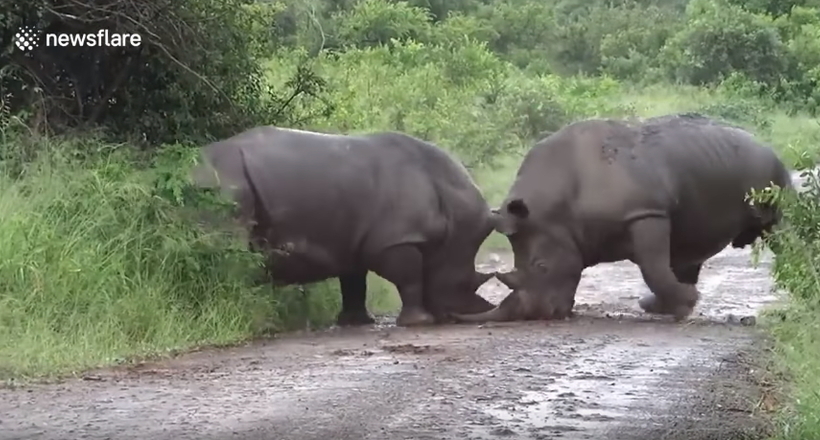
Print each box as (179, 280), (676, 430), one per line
(336, 271), (376, 326)
(639, 262), (702, 316)
(370, 244), (436, 327)
(630, 217), (700, 321)
(673, 263), (702, 285)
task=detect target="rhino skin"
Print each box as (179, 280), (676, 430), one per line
(191, 126), (497, 327)
(452, 113), (793, 323)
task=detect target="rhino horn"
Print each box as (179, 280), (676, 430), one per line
(496, 270), (522, 290)
(450, 290), (519, 323)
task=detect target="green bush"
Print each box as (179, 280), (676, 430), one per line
(659, 0), (790, 87)
(0, 0), (323, 145)
(334, 0), (433, 47)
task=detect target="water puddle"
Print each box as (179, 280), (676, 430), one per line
(470, 337), (708, 437)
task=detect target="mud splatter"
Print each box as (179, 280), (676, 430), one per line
(381, 343), (445, 355)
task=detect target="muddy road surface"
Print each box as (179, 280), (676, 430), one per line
(1, 246), (781, 440)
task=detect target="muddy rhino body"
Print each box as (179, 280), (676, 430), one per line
(192, 126), (496, 327)
(454, 114), (792, 323)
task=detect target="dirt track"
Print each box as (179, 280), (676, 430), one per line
(0, 242), (782, 440)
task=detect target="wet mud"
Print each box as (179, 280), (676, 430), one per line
(0, 243), (780, 440)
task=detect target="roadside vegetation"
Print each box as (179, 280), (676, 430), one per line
(2, 0), (820, 436)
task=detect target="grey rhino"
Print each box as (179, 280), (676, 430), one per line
(452, 114), (792, 323)
(191, 126), (497, 327)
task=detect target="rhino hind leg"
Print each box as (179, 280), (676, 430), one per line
(370, 244), (436, 327)
(336, 271), (375, 326)
(630, 218), (700, 321)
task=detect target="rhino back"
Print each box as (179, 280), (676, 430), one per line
(635, 114), (789, 201)
(206, 126), (486, 275)
(508, 115), (788, 223)
(627, 115), (789, 254)
(506, 119), (645, 221)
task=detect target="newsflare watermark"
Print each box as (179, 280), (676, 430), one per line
(14, 26), (142, 52)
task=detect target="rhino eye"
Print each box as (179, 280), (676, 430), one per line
(533, 261), (549, 273)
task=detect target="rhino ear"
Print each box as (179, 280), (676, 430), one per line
(489, 208), (517, 235)
(490, 205), (529, 236)
(507, 198), (529, 219)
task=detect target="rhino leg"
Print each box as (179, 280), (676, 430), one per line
(638, 263), (702, 316)
(630, 217), (699, 321)
(371, 244), (436, 327)
(673, 263), (702, 285)
(336, 271), (376, 326)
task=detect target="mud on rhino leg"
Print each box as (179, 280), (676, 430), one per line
(370, 244), (435, 327)
(336, 271), (376, 326)
(630, 217), (700, 321)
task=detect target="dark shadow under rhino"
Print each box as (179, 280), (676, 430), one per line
(452, 113), (793, 323)
(191, 126), (497, 327)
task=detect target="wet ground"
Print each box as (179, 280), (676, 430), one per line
(0, 244), (782, 440)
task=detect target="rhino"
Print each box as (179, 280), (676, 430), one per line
(191, 126), (497, 327)
(452, 114), (793, 323)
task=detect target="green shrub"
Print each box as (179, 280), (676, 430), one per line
(333, 0), (433, 48)
(659, 0), (790, 87)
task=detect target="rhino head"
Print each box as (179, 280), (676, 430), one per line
(450, 198), (584, 323)
(422, 211), (502, 320)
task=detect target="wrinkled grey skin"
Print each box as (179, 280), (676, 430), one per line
(452, 114), (793, 323)
(191, 126), (496, 327)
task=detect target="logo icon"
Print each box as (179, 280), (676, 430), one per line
(14, 26), (39, 51)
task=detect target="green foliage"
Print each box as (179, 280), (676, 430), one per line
(729, 0), (820, 17)
(660, 0), (790, 86)
(0, 129), (261, 378)
(745, 155), (820, 439)
(0, 0), (331, 145)
(334, 0), (433, 47)
(597, 4), (681, 81)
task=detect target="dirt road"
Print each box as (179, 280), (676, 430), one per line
(0, 243), (781, 440)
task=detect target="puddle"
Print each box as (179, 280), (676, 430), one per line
(471, 339), (706, 436)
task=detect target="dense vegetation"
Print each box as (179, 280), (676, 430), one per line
(2, 0), (820, 436)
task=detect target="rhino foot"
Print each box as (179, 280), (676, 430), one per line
(396, 307), (436, 327)
(638, 294), (694, 321)
(336, 310), (376, 327)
